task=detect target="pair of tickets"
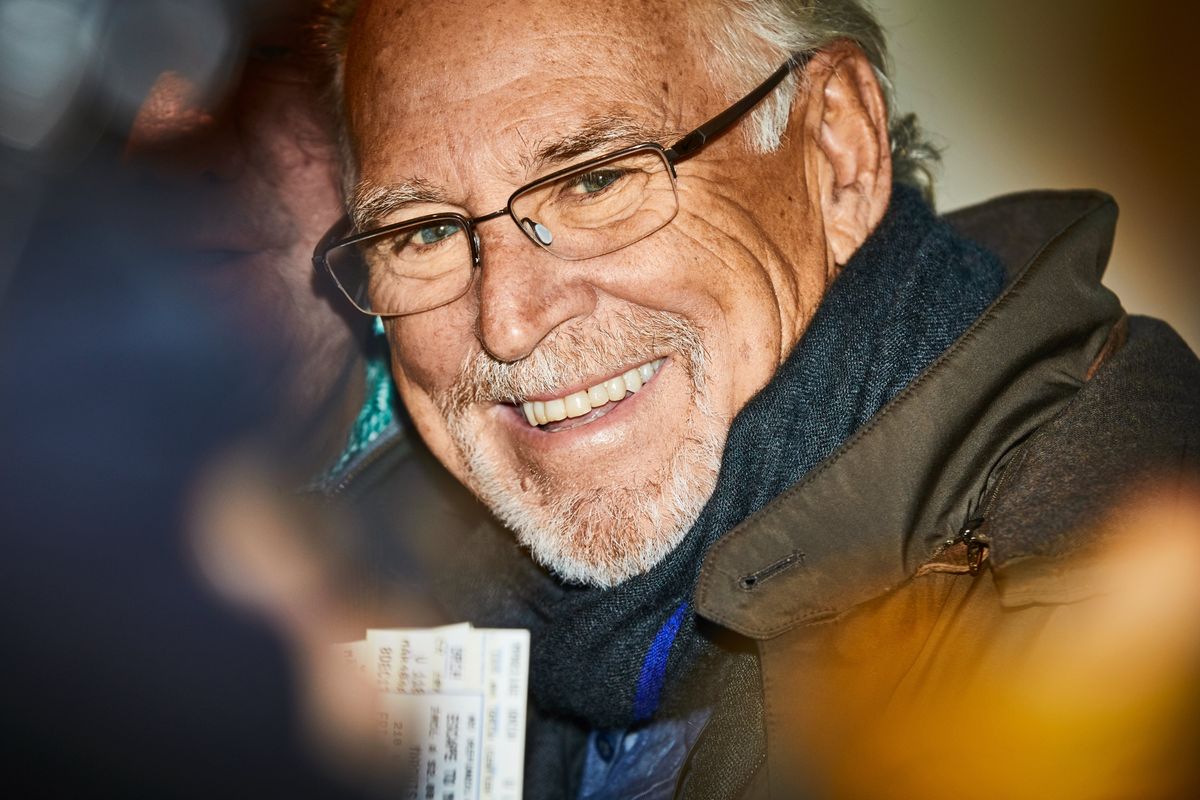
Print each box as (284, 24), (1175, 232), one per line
(339, 624), (530, 800)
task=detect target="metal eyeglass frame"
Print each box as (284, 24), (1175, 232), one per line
(313, 49), (816, 316)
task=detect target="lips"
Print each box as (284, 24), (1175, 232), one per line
(519, 358), (665, 430)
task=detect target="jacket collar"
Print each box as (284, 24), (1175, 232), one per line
(694, 190), (1125, 639)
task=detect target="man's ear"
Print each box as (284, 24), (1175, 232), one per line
(797, 43), (892, 267)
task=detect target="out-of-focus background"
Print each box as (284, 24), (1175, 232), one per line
(880, 0), (1199, 350)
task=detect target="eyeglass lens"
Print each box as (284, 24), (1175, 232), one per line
(326, 147), (678, 315)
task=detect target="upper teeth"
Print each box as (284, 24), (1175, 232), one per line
(521, 359), (664, 427)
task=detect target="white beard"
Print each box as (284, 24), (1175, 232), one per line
(440, 309), (726, 587)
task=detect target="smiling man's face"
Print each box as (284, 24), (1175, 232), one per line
(342, 0), (844, 586)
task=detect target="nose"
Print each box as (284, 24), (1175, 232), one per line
(474, 218), (596, 363)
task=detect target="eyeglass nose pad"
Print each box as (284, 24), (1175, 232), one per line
(520, 217), (554, 247)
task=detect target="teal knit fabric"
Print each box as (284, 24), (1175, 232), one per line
(321, 320), (399, 483)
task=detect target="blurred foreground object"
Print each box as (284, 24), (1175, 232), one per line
(0, 1), (381, 796)
(122, 0), (370, 479)
(189, 456), (532, 798)
(0, 145), (369, 797)
(0, 0), (239, 302)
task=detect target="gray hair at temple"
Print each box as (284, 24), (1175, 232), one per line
(311, 0), (940, 201)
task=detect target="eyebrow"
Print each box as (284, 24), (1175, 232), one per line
(349, 177), (450, 230)
(527, 114), (675, 170)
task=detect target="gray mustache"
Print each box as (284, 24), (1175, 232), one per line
(440, 309), (708, 411)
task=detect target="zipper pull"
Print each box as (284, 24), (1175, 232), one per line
(957, 517), (991, 575)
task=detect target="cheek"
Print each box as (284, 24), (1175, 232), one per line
(387, 303), (477, 393)
(386, 310), (477, 482)
(582, 229), (768, 323)
(585, 226), (786, 409)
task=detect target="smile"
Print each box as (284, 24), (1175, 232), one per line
(520, 358), (666, 431)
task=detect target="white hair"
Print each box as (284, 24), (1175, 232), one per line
(312, 0), (940, 200)
(706, 0), (940, 198)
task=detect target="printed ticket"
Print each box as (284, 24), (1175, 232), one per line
(378, 692), (484, 800)
(476, 629), (528, 800)
(340, 623), (528, 800)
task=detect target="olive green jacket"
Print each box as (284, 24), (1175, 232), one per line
(684, 191), (1200, 799)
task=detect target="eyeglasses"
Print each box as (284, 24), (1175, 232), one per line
(314, 50), (814, 317)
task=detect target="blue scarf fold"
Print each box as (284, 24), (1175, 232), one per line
(475, 185), (1006, 728)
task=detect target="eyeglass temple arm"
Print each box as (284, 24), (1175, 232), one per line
(664, 50), (814, 164)
(313, 213), (355, 269)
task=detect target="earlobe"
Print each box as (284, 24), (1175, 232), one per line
(802, 45), (893, 266)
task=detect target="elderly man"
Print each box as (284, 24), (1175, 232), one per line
(312, 0), (1200, 797)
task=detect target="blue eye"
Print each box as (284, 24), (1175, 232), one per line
(574, 169), (624, 194)
(412, 223), (459, 245)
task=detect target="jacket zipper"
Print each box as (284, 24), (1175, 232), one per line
(953, 315), (1130, 575)
(952, 436), (1032, 575)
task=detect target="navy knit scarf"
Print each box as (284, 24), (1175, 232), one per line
(466, 185), (1004, 730)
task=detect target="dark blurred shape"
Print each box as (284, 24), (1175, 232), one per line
(98, 0), (236, 131)
(0, 140), (371, 800)
(121, 0), (370, 481)
(0, 2), (375, 797)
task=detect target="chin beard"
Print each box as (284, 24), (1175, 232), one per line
(465, 403), (724, 587)
(440, 309), (726, 587)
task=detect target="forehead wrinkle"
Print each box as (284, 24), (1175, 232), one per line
(349, 177), (451, 229)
